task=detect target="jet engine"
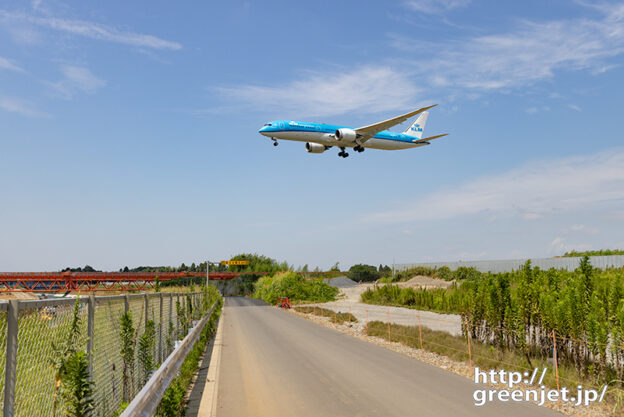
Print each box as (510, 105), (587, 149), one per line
(305, 142), (327, 153)
(334, 128), (357, 142)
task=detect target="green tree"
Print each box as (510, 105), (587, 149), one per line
(50, 297), (94, 417)
(347, 264), (380, 282)
(138, 320), (156, 385)
(120, 312), (135, 402)
(64, 352), (94, 417)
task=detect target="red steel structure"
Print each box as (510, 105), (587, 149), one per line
(0, 271), (253, 292)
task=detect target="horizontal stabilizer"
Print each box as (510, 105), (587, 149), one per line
(412, 133), (448, 143)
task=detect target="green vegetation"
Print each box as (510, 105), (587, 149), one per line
(347, 264), (380, 282)
(61, 265), (100, 272)
(119, 312), (135, 403)
(294, 306), (358, 325)
(253, 271), (339, 305)
(362, 285), (464, 314)
(363, 258), (624, 386)
(563, 249), (624, 257)
(63, 351), (94, 417)
(366, 321), (604, 396)
(226, 253), (290, 273)
(388, 265), (481, 282)
(157, 289), (223, 417)
(345, 264), (392, 282)
(50, 297), (94, 417)
(138, 320), (156, 385)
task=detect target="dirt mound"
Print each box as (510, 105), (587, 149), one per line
(398, 275), (454, 289)
(323, 276), (358, 288)
(0, 292), (38, 300)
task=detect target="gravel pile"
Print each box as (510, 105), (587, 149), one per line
(323, 276), (358, 288)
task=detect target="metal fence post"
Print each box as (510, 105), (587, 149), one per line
(175, 294), (180, 338)
(168, 293), (173, 355)
(87, 295), (95, 380)
(144, 294), (149, 325)
(3, 300), (19, 417)
(159, 293), (163, 364)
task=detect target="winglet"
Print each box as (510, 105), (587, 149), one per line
(412, 133), (448, 143)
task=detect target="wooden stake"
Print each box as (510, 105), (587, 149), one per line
(417, 310), (423, 350)
(387, 309), (391, 343)
(552, 329), (560, 403)
(465, 318), (472, 370)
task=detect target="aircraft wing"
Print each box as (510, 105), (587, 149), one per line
(354, 104), (437, 142)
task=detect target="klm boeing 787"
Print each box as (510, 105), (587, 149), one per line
(258, 105), (447, 158)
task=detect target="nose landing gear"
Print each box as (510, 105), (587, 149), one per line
(272, 138), (278, 146)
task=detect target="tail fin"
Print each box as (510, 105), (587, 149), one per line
(403, 111), (428, 139)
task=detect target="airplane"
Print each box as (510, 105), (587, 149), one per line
(258, 104), (447, 158)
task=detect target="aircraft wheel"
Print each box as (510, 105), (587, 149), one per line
(273, 141), (278, 146)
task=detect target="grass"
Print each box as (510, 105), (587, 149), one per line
(294, 306), (357, 325)
(366, 321), (622, 412)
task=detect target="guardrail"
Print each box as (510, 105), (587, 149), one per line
(0, 291), (213, 417)
(120, 303), (217, 417)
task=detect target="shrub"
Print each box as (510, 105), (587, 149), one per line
(138, 320), (156, 385)
(294, 306), (358, 325)
(436, 266), (453, 281)
(347, 264), (380, 282)
(64, 351), (94, 417)
(393, 266), (437, 281)
(453, 266), (481, 281)
(253, 272), (338, 304)
(119, 312), (135, 402)
(50, 296), (94, 417)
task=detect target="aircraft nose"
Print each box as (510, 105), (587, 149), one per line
(258, 125), (271, 135)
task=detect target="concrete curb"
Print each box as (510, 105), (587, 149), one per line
(198, 311), (225, 417)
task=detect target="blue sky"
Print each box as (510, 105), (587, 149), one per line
(2, 0), (624, 271)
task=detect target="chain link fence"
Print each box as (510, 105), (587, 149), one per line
(0, 291), (210, 417)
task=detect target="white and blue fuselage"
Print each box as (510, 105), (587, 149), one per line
(258, 120), (428, 150)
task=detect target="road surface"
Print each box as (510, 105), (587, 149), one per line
(215, 297), (562, 417)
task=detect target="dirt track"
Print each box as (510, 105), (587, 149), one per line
(307, 278), (463, 336)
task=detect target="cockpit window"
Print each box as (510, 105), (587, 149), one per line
(264, 123), (272, 126)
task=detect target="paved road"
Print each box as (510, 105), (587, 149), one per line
(216, 297), (562, 417)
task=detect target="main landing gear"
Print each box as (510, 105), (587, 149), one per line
(272, 138), (278, 146)
(354, 145), (365, 153)
(338, 147), (349, 158)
